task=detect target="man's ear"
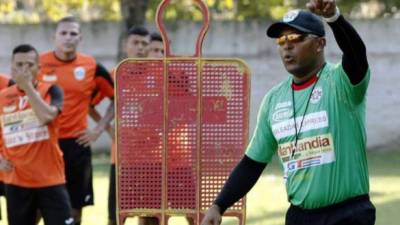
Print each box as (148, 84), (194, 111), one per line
(317, 37), (326, 52)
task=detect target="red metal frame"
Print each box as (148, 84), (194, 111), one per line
(156, 0), (210, 57)
(115, 1), (249, 225)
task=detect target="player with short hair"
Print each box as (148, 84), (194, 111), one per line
(147, 32), (164, 58)
(38, 16), (115, 225)
(0, 44), (74, 225)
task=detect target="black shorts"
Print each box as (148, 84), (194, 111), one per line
(5, 184), (74, 225)
(0, 182), (4, 220)
(0, 182), (5, 196)
(108, 164), (116, 222)
(59, 138), (94, 209)
(285, 195), (376, 225)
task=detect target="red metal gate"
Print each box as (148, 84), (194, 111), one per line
(115, 1), (250, 224)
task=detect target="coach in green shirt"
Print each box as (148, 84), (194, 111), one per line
(201, 0), (376, 225)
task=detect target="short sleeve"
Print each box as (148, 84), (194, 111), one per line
(94, 63), (114, 100)
(245, 93), (278, 163)
(333, 63), (370, 106)
(49, 85), (64, 112)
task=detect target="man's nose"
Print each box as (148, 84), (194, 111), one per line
(282, 41), (294, 50)
(22, 63), (29, 70)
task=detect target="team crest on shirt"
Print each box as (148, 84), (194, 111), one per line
(43, 74), (58, 82)
(283, 10), (300, 22)
(310, 86), (323, 104)
(74, 67), (86, 81)
(3, 105), (16, 113)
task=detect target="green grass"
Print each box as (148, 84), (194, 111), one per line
(1, 150), (399, 225)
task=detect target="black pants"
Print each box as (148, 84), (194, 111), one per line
(59, 138), (94, 209)
(6, 184), (74, 225)
(286, 195), (375, 225)
(108, 164), (116, 222)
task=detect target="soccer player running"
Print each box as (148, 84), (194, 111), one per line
(202, 1), (375, 225)
(0, 44), (74, 225)
(38, 16), (115, 225)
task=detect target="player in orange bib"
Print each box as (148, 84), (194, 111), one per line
(38, 16), (115, 225)
(0, 44), (74, 225)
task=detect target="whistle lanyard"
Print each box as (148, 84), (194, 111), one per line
(290, 63), (326, 159)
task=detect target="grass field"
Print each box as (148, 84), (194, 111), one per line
(1, 149), (398, 225)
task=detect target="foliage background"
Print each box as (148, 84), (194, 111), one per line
(1, 0), (400, 24)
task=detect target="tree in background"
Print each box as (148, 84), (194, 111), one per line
(117, 0), (149, 60)
(1, 0), (399, 61)
(0, 0), (120, 23)
(2, 0), (400, 24)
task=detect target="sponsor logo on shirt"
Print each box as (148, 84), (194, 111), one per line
(74, 67), (86, 81)
(272, 108), (293, 122)
(1, 109), (50, 148)
(310, 86), (323, 104)
(43, 74), (58, 82)
(279, 133), (336, 175)
(272, 111), (329, 140)
(273, 101), (293, 122)
(275, 101), (292, 110)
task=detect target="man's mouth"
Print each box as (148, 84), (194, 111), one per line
(284, 55), (295, 63)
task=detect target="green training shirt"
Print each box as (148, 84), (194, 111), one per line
(246, 63), (370, 209)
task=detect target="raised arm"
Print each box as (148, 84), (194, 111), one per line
(307, 0), (368, 84)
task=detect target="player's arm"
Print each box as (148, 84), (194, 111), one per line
(328, 15), (368, 85)
(202, 156), (267, 225)
(25, 84), (63, 125)
(13, 65), (63, 125)
(203, 90), (276, 225)
(76, 63), (114, 146)
(95, 102), (114, 137)
(214, 155), (267, 213)
(0, 155), (13, 172)
(88, 106), (114, 139)
(92, 63), (115, 133)
(307, 0), (368, 85)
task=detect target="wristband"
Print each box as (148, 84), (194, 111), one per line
(324, 6), (341, 23)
